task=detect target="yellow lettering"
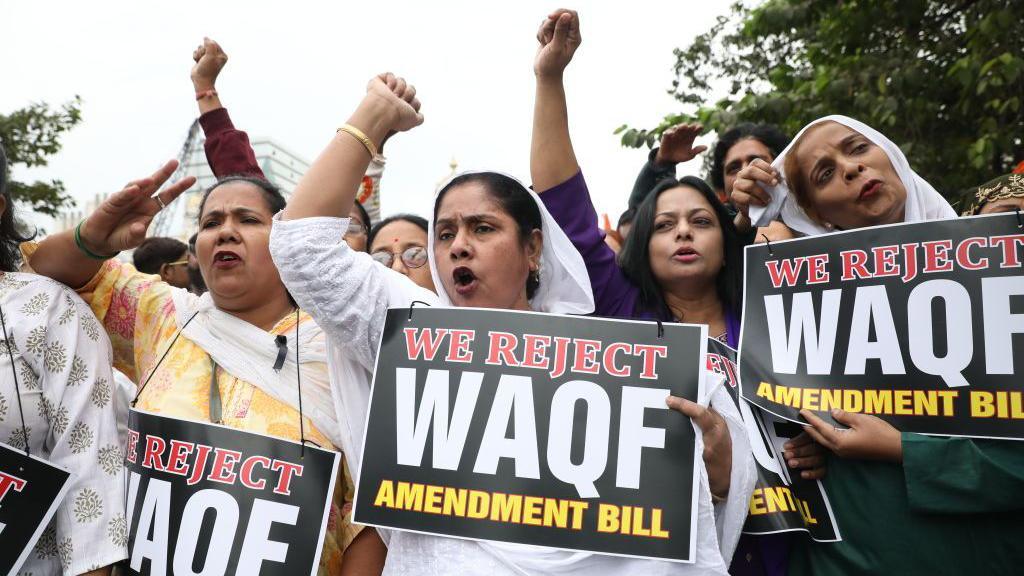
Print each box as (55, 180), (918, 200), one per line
(374, 480), (395, 508)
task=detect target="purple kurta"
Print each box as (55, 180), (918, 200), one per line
(540, 171), (789, 576)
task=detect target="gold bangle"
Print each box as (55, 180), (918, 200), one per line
(337, 124), (378, 159)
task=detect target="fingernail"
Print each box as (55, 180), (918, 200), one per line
(831, 409), (842, 417)
(783, 451), (792, 459)
(802, 471), (810, 479)
(783, 442), (793, 450)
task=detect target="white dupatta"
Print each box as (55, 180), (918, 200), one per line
(749, 115), (956, 235)
(168, 289), (340, 448)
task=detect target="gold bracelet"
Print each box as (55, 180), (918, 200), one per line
(337, 124), (378, 159)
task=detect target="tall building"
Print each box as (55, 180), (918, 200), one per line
(149, 122), (311, 243)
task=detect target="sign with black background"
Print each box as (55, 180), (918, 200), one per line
(354, 308), (707, 563)
(0, 442), (71, 576)
(123, 409), (339, 575)
(739, 214), (1024, 439)
(707, 340), (840, 542)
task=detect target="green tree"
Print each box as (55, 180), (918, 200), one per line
(616, 0), (1024, 196)
(0, 97), (82, 217)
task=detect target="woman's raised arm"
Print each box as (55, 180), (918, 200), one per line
(28, 160), (194, 287)
(530, 9), (581, 193)
(281, 74), (421, 221)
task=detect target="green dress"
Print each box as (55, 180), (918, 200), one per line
(788, 433), (1024, 575)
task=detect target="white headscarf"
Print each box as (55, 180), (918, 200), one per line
(169, 290), (340, 448)
(749, 115), (956, 236)
(426, 170), (594, 315)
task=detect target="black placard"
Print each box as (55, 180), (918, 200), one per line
(707, 340), (841, 542)
(354, 307), (707, 563)
(0, 442), (71, 576)
(123, 409), (339, 575)
(739, 213), (1024, 439)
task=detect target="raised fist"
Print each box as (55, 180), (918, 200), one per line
(366, 73), (424, 134)
(534, 9), (581, 79)
(191, 37), (228, 91)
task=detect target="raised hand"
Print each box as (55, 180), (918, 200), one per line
(730, 157), (779, 220)
(654, 124), (708, 166)
(365, 73), (423, 134)
(191, 37), (228, 91)
(534, 9), (581, 79)
(79, 160), (196, 256)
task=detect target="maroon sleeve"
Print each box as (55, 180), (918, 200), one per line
(198, 107), (265, 179)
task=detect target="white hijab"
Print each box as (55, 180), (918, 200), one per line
(168, 289), (340, 448)
(426, 170), (594, 315)
(749, 115), (956, 235)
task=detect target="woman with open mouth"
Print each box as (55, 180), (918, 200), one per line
(26, 166), (368, 573)
(730, 116), (1024, 575)
(269, 17), (754, 575)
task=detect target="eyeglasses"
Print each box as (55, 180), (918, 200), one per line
(166, 260), (189, 267)
(371, 246), (428, 269)
(344, 220), (368, 237)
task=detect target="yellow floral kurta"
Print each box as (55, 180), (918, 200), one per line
(78, 257), (361, 574)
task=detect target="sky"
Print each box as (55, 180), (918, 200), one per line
(1, 1), (729, 230)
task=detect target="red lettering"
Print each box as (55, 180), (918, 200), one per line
(521, 334), (552, 370)
(922, 240), (954, 273)
(872, 245), (900, 277)
(270, 460), (304, 495)
(141, 435), (166, 471)
(571, 339), (601, 374)
(806, 254), (830, 284)
(208, 448), (242, 484)
(126, 429), (140, 464)
(486, 332), (519, 367)
(764, 257), (806, 288)
(990, 234), (1024, 268)
(239, 455), (272, 490)
(164, 440), (194, 477)
(634, 344), (668, 379)
(956, 237), (989, 270)
(403, 328), (449, 361)
(841, 250), (869, 281)
(186, 444), (213, 486)
(602, 343), (632, 377)
(900, 243), (920, 283)
(548, 337), (572, 380)
(0, 471), (27, 502)
(445, 330), (475, 363)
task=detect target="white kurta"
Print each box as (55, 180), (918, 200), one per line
(270, 216), (756, 576)
(0, 272), (126, 575)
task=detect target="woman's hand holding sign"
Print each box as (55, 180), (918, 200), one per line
(667, 396), (732, 500)
(783, 431), (828, 480)
(801, 409), (903, 462)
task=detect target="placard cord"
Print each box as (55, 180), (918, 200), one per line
(0, 304), (30, 458)
(294, 308), (321, 459)
(1014, 206), (1022, 229)
(407, 300), (432, 321)
(132, 309), (201, 407)
(760, 233), (774, 257)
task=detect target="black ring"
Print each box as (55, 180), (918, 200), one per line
(408, 300), (432, 321)
(761, 233), (774, 256)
